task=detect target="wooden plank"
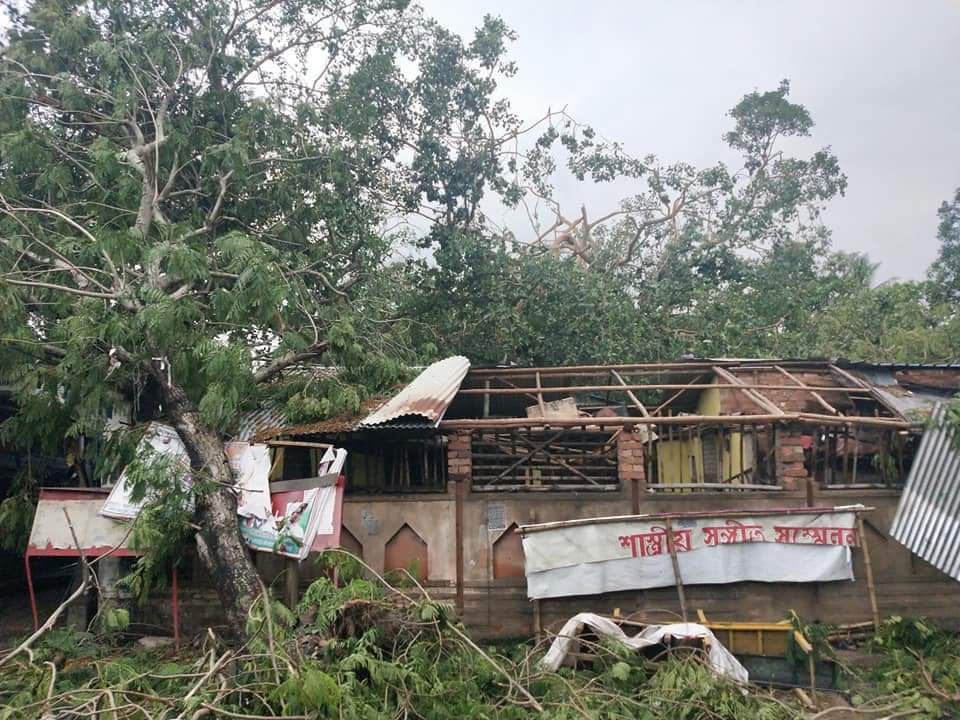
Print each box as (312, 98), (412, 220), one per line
(610, 369), (650, 417)
(534, 372), (547, 415)
(664, 517), (688, 622)
(266, 440), (333, 449)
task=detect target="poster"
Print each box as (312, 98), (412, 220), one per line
(240, 447), (347, 560)
(99, 423), (192, 520)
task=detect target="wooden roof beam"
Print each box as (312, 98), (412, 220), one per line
(773, 365), (840, 415)
(652, 374), (704, 415)
(610, 368), (650, 417)
(711, 366), (785, 416)
(828, 364), (903, 419)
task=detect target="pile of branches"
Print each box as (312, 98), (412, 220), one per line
(0, 554), (957, 719)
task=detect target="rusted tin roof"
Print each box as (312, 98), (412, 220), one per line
(360, 356), (470, 428)
(890, 404), (960, 581)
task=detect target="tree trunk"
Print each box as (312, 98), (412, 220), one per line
(157, 378), (260, 641)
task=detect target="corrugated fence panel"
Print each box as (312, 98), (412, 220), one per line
(890, 405), (960, 581)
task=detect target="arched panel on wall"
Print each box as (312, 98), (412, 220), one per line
(492, 523), (525, 579)
(339, 526), (363, 560)
(384, 523), (428, 580)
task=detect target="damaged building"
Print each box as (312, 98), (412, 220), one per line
(237, 357), (960, 638)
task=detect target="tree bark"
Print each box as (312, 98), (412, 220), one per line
(156, 378), (260, 641)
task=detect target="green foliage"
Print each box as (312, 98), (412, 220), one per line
(272, 666), (341, 715)
(786, 610), (833, 666)
(117, 447), (205, 602)
(0, 482), (36, 553)
(866, 616), (960, 718)
(99, 607), (131, 634)
(297, 576), (381, 635)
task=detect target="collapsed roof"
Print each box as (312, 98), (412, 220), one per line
(243, 358), (960, 440)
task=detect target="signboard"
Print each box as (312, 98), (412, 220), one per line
(30, 489), (137, 556)
(240, 447), (347, 561)
(100, 423), (192, 520)
(521, 509), (859, 600)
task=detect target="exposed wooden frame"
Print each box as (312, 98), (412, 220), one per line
(489, 431), (564, 485)
(456, 383), (873, 395)
(439, 413), (915, 430)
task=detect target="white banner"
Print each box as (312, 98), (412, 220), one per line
(521, 510), (858, 600)
(526, 543), (853, 599)
(522, 511), (858, 575)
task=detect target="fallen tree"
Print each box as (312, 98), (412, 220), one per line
(0, 0), (543, 640)
(3, 553), (958, 719)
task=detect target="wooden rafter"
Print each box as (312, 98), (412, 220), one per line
(773, 365), (840, 415)
(652, 374), (704, 415)
(610, 368), (650, 417)
(440, 413), (915, 430)
(828, 364), (903, 419)
(711, 366), (785, 416)
(534, 371), (547, 415)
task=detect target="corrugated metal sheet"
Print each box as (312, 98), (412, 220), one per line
(236, 403), (287, 441)
(360, 356), (470, 428)
(890, 404), (960, 581)
(854, 368), (949, 418)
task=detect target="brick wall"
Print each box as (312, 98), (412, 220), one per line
(618, 428), (646, 507)
(775, 429), (809, 490)
(718, 370), (853, 415)
(447, 431), (471, 481)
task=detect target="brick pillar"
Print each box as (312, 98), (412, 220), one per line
(618, 427), (647, 513)
(776, 429), (809, 491)
(447, 431), (472, 481)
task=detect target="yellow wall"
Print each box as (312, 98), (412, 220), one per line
(656, 385), (753, 485)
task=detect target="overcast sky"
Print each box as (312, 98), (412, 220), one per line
(421, 0), (960, 282)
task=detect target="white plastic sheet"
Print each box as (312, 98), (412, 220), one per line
(542, 612), (748, 683)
